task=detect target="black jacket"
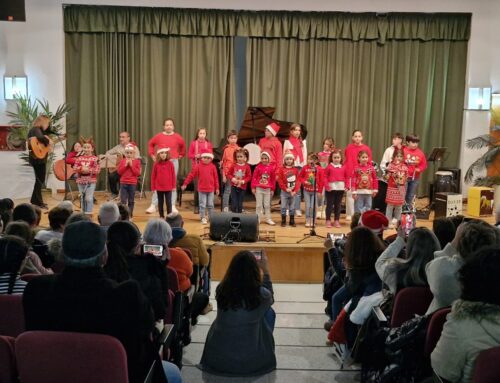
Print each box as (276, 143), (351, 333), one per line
(23, 266), (156, 383)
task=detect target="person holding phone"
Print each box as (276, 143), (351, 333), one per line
(200, 250), (276, 376)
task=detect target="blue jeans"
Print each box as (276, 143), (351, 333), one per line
(264, 307), (276, 332)
(78, 183), (96, 214)
(405, 179), (420, 206)
(331, 285), (351, 321)
(199, 191), (214, 219)
(162, 361), (182, 383)
(280, 191), (294, 215)
(120, 184), (136, 217)
(230, 186), (245, 213)
(354, 193), (372, 213)
(304, 190), (317, 219)
(152, 158), (178, 206)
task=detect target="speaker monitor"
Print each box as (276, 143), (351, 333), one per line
(0, 0), (26, 22)
(209, 212), (259, 242)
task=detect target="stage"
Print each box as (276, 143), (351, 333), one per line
(24, 190), (494, 283)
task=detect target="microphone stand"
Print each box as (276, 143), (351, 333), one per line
(298, 165), (325, 243)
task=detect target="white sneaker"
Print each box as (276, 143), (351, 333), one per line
(146, 204), (156, 214)
(171, 205), (178, 214)
(201, 217), (208, 225)
(223, 207), (229, 212)
(265, 219), (276, 226)
(295, 210), (302, 217)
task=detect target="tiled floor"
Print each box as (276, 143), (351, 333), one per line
(181, 283), (360, 382)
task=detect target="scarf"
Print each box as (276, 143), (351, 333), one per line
(289, 136), (304, 163)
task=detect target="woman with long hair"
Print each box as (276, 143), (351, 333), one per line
(200, 250), (276, 376)
(376, 226), (441, 294)
(0, 235), (29, 294)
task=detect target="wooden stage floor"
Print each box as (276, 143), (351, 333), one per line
(22, 190), (494, 283)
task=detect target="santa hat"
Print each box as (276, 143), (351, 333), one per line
(265, 122), (280, 137)
(124, 144), (136, 152)
(156, 147), (170, 155)
(283, 151), (295, 162)
(200, 152), (214, 159)
(260, 151), (271, 160)
(359, 210), (389, 233)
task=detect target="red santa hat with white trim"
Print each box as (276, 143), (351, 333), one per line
(265, 122), (280, 137)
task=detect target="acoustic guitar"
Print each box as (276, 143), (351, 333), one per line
(53, 159), (75, 181)
(29, 134), (66, 159)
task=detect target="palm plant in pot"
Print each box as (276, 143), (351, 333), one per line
(6, 95), (70, 179)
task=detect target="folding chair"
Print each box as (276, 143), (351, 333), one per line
(137, 157), (148, 200)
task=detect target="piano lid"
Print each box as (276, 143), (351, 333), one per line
(237, 106), (307, 147)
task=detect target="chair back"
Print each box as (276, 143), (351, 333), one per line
(424, 307), (451, 356)
(0, 294), (25, 337)
(166, 266), (180, 292)
(0, 335), (16, 383)
(20, 273), (40, 282)
(390, 286), (433, 328)
(472, 347), (500, 383)
(16, 331), (129, 383)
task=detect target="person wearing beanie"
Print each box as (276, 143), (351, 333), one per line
(23, 220), (182, 383)
(277, 152), (301, 227)
(117, 144), (141, 219)
(251, 152), (277, 225)
(182, 152), (219, 224)
(258, 122), (283, 167)
(359, 210), (389, 240)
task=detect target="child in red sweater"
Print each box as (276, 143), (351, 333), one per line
(188, 127), (214, 214)
(73, 138), (100, 216)
(277, 152), (301, 227)
(227, 148), (252, 213)
(299, 153), (325, 227)
(352, 150), (378, 213)
(323, 150), (347, 228)
(151, 148), (176, 218)
(258, 122), (283, 167)
(403, 134), (427, 207)
(221, 130), (240, 212)
(251, 152), (276, 225)
(117, 144), (141, 219)
(317, 137), (335, 220)
(182, 152), (219, 224)
(385, 148), (409, 226)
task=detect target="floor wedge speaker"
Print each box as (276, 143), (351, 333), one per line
(209, 212), (259, 242)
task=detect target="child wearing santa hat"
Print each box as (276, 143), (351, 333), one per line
(117, 144), (141, 219)
(277, 152), (301, 227)
(151, 148), (176, 219)
(258, 122), (283, 167)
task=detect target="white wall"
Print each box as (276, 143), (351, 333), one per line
(0, 0), (499, 197)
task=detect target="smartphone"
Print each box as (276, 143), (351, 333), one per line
(143, 244), (164, 257)
(400, 213), (416, 237)
(250, 250), (262, 260)
(327, 233), (345, 241)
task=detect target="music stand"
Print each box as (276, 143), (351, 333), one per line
(427, 147), (447, 163)
(427, 147), (447, 210)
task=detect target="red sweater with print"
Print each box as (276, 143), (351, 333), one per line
(251, 163), (276, 191)
(183, 162), (219, 193)
(151, 160), (176, 192)
(323, 164), (348, 190)
(277, 166), (301, 193)
(344, 143), (373, 186)
(299, 165), (325, 193)
(351, 164), (378, 193)
(117, 158), (141, 185)
(259, 137), (283, 167)
(148, 132), (186, 159)
(403, 147), (427, 180)
(227, 163), (252, 190)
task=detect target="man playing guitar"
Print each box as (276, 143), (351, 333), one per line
(27, 115), (52, 209)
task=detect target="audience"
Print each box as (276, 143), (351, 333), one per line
(105, 220), (168, 322)
(0, 235), (29, 294)
(431, 247), (500, 382)
(34, 206), (71, 243)
(376, 226), (441, 294)
(118, 203), (130, 221)
(200, 250), (276, 376)
(98, 202), (120, 231)
(432, 217), (457, 250)
(12, 203), (38, 227)
(425, 220), (500, 314)
(66, 212), (92, 225)
(23, 220), (182, 383)
(359, 210), (389, 242)
(0, 198), (14, 233)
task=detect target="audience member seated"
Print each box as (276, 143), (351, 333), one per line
(431, 247), (500, 383)
(376, 226), (441, 294)
(327, 226), (386, 348)
(200, 250), (276, 376)
(432, 217), (456, 250)
(167, 214), (211, 294)
(0, 198), (14, 233)
(105, 221), (168, 322)
(98, 202), (120, 232)
(23, 220), (182, 383)
(57, 200), (74, 214)
(0, 235), (29, 294)
(359, 210), (389, 242)
(5, 221), (53, 275)
(425, 220), (500, 314)
(117, 203), (130, 221)
(34, 206), (71, 244)
(12, 203), (38, 228)
(66, 212), (92, 225)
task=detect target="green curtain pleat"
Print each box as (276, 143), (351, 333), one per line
(65, 33), (235, 187)
(246, 37), (467, 194)
(64, 5), (470, 43)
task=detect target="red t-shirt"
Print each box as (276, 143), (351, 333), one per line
(148, 132), (186, 159)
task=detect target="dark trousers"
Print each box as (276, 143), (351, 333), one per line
(325, 190), (344, 221)
(108, 171), (120, 195)
(30, 160), (46, 206)
(230, 186), (245, 213)
(120, 184), (136, 217)
(157, 191), (172, 218)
